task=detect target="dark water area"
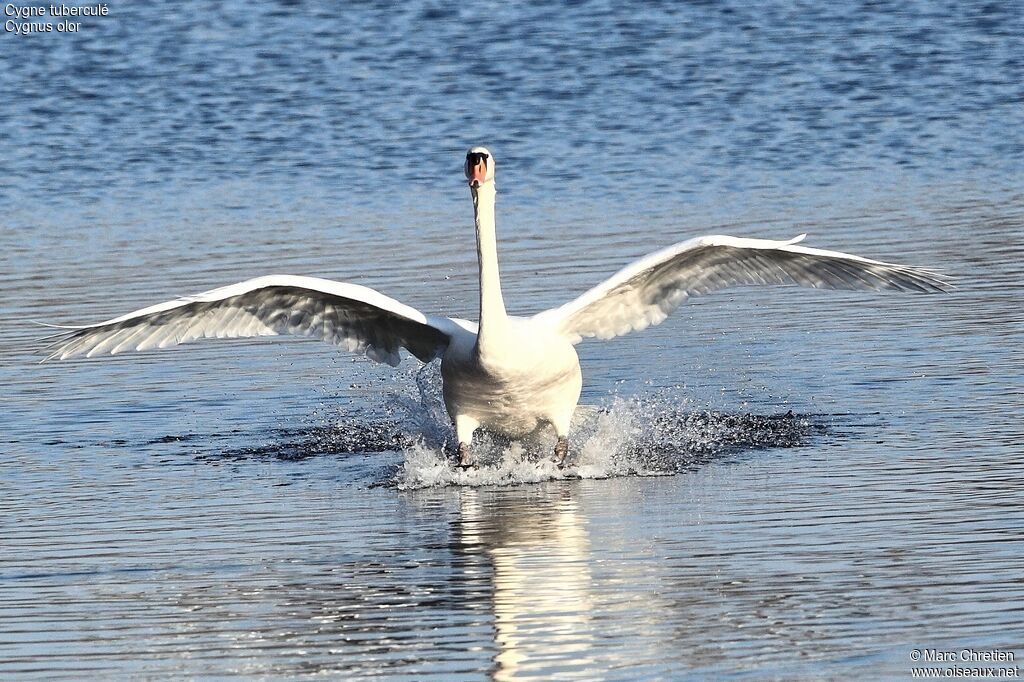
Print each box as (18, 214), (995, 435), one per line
(2, 1), (1023, 679)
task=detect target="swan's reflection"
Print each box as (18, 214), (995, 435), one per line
(161, 477), (677, 678)
(455, 486), (598, 680)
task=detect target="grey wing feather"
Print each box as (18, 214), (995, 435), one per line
(43, 275), (458, 366)
(536, 234), (952, 342)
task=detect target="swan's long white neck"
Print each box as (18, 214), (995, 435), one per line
(472, 181), (508, 353)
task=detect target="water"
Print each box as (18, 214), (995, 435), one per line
(2, 1), (1023, 678)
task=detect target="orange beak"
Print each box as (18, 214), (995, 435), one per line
(469, 159), (487, 188)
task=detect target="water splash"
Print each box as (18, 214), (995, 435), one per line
(157, 363), (819, 486)
(391, 364), (820, 489)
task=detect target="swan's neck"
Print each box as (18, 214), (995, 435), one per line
(472, 182), (508, 352)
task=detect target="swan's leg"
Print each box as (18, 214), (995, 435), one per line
(554, 437), (569, 467)
(549, 411), (573, 468)
(457, 443), (473, 469)
(454, 414), (480, 469)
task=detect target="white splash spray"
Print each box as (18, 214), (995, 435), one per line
(368, 363), (815, 489)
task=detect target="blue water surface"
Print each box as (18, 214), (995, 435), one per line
(2, 1), (1022, 679)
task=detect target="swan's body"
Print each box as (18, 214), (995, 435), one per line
(442, 315), (582, 441)
(44, 147), (951, 467)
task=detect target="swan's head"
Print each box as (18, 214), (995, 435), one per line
(465, 147), (495, 189)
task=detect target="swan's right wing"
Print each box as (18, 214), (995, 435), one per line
(535, 234), (952, 343)
(42, 275), (464, 366)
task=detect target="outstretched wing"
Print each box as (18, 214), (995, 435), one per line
(534, 234), (952, 343)
(42, 274), (464, 366)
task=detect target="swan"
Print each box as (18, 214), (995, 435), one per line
(43, 147), (951, 468)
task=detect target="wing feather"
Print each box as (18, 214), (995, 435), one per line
(536, 234), (952, 343)
(43, 274), (461, 365)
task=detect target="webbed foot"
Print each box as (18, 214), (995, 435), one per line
(553, 436), (569, 468)
(457, 442), (474, 470)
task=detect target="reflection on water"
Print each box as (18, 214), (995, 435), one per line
(458, 490), (596, 680)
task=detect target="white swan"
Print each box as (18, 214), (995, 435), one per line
(44, 147), (951, 467)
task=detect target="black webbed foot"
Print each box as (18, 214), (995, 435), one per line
(553, 436), (569, 468)
(457, 442), (474, 469)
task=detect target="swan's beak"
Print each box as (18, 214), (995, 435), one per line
(468, 159), (487, 188)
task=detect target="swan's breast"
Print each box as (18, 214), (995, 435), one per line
(440, 319), (582, 437)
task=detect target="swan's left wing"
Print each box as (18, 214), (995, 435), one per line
(41, 275), (463, 366)
(534, 234), (952, 343)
